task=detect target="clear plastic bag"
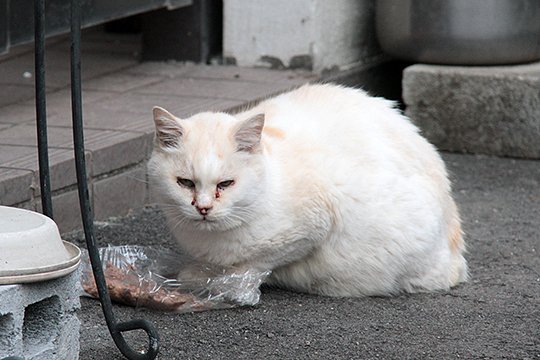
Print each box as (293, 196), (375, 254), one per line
(80, 245), (270, 313)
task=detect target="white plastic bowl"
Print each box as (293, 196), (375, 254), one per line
(0, 205), (81, 284)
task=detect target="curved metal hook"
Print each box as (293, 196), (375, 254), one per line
(113, 320), (161, 360)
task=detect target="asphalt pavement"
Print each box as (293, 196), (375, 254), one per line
(68, 152), (540, 359)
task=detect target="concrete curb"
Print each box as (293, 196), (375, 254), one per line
(403, 62), (540, 159)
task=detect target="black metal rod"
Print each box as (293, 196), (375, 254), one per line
(34, 0), (53, 218)
(69, 1), (159, 359)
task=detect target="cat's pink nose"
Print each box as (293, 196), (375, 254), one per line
(196, 205), (212, 216)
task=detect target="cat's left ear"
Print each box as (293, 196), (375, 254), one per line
(153, 106), (184, 150)
(234, 114), (265, 152)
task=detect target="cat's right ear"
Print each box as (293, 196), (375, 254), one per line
(153, 106), (184, 150)
(234, 114), (265, 153)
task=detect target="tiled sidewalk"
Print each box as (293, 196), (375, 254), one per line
(0, 28), (315, 232)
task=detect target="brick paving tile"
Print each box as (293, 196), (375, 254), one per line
(0, 84), (35, 107)
(22, 88), (117, 115)
(0, 124), (149, 177)
(82, 72), (164, 93)
(85, 131), (150, 176)
(134, 77), (299, 102)
(0, 144), (91, 194)
(125, 61), (195, 78)
(127, 62), (316, 85)
(0, 143), (38, 165)
(93, 166), (147, 221)
(46, 107), (149, 131)
(0, 123), (113, 148)
(180, 64), (316, 84)
(0, 167), (34, 205)
(0, 104), (37, 124)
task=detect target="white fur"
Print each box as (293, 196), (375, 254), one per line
(148, 84), (468, 297)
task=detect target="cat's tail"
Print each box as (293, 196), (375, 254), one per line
(447, 206), (469, 285)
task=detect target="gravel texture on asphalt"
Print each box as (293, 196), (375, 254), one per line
(69, 153), (540, 359)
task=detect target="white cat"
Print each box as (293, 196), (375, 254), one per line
(148, 84), (468, 297)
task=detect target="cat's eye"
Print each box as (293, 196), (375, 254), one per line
(217, 180), (234, 189)
(177, 178), (195, 189)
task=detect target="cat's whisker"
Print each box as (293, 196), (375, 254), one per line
(169, 214), (190, 232)
(147, 202), (167, 208)
(124, 174), (150, 185)
(226, 209), (256, 223)
(153, 203), (181, 210)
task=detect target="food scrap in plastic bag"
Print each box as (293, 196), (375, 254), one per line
(80, 245), (271, 313)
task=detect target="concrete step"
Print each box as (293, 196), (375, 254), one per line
(403, 62), (540, 159)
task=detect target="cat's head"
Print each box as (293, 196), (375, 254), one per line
(148, 107), (266, 232)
